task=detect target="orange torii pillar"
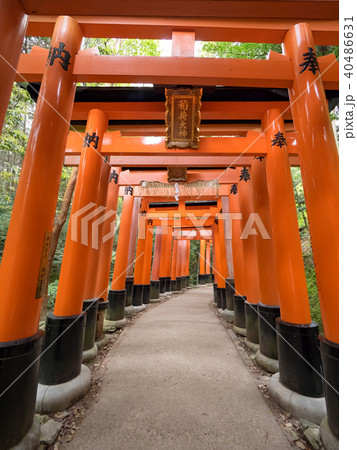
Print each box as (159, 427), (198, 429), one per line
(211, 229), (219, 303)
(175, 239), (183, 291)
(284, 24), (339, 438)
(150, 226), (162, 299)
(212, 222), (225, 308)
(132, 216), (145, 307)
(142, 224), (154, 304)
(251, 156), (280, 373)
(81, 135), (111, 363)
(159, 229), (169, 294)
(125, 197), (141, 306)
(217, 215), (228, 310)
(0, 0), (27, 134)
(229, 186), (248, 335)
(211, 224), (219, 305)
(181, 239), (188, 289)
(170, 238), (179, 291)
(109, 185), (135, 319)
(184, 239), (191, 288)
(205, 240), (212, 283)
(222, 195), (235, 321)
(94, 167), (120, 342)
(0, 16), (82, 448)
(159, 225), (172, 294)
(132, 212), (147, 310)
(165, 226), (173, 292)
(263, 109), (324, 411)
(238, 170), (261, 351)
(198, 239), (206, 284)
(38, 109), (108, 414)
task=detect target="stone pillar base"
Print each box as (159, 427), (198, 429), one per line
(125, 304), (146, 317)
(96, 334), (110, 349)
(82, 343), (98, 363)
(268, 373), (326, 425)
(105, 317), (127, 329)
(232, 324), (247, 336)
(36, 365), (91, 414)
(255, 349), (279, 373)
(245, 339), (260, 353)
(219, 308), (234, 323)
(320, 416), (339, 450)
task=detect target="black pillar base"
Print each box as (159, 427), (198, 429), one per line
(39, 313), (86, 385)
(159, 277), (166, 293)
(171, 279), (177, 291)
(276, 318), (323, 397)
(107, 289), (126, 321)
(225, 278), (235, 311)
(176, 277), (182, 291)
(96, 300), (109, 341)
(245, 302), (259, 344)
(319, 336), (339, 439)
(233, 295), (247, 328)
(165, 276), (172, 292)
(125, 276), (134, 306)
(142, 284), (151, 304)
(150, 280), (160, 299)
(82, 299), (98, 352)
(258, 303), (280, 359)
(213, 283), (218, 304)
(0, 331), (43, 449)
(198, 274), (206, 285)
(132, 284), (144, 306)
(216, 287), (223, 309)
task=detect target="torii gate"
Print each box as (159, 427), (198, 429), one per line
(0, 2), (338, 449)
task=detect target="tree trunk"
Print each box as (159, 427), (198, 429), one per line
(40, 167), (78, 319)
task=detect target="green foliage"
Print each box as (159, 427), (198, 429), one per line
(201, 42), (282, 59)
(22, 36), (51, 54)
(47, 280), (59, 312)
(0, 84), (35, 224)
(200, 41), (339, 63)
(83, 38), (161, 56)
(189, 240), (200, 286)
(315, 45), (339, 59)
(291, 168), (323, 333)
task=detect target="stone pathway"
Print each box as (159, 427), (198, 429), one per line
(64, 286), (291, 449)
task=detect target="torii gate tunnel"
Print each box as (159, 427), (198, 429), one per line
(0, 1), (339, 448)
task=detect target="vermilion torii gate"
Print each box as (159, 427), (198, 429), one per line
(0, 2), (338, 449)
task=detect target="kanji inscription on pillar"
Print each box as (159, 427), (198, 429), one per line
(35, 231), (52, 299)
(46, 42), (71, 71)
(165, 87), (202, 149)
